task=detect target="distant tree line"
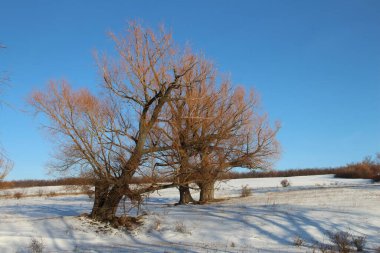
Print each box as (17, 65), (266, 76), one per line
(2, 155), (379, 190)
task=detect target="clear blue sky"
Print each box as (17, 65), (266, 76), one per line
(1, 0), (379, 180)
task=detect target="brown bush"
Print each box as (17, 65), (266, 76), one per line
(280, 179), (290, 187)
(46, 191), (57, 197)
(334, 161), (380, 181)
(13, 192), (23, 199)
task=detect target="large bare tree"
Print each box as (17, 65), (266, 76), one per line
(157, 71), (280, 203)
(30, 23), (209, 225)
(196, 86), (280, 202)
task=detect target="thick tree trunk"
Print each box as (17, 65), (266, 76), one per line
(178, 184), (194, 204)
(91, 182), (108, 217)
(90, 183), (124, 224)
(198, 181), (215, 203)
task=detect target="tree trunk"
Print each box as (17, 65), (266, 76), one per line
(91, 182), (108, 217)
(198, 181), (215, 203)
(178, 184), (194, 204)
(90, 183), (124, 223)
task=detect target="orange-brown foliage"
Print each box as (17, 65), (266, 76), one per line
(334, 162), (380, 181)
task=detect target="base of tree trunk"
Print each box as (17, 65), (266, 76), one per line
(198, 181), (215, 203)
(90, 183), (125, 227)
(82, 213), (144, 229)
(178, 184), (195, 204)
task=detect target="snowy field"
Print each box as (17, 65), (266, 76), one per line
(0, 175), (379, 252)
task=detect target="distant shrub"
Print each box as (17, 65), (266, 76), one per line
(13, 192), (23, 199)
(293, 236), (303, 247)
(323, 230), (368, 253)
(149, 218), (162, 232)
(46, 191), (57, 198)
(28, 237), (45, 253)
(280, 179), (290, 187)
(174, 222), (189, 234)
(240, 185), (252, 197)
(37, 189), (44, 197)
(351, 235), (366, 252)
(328, 231), (352, 253)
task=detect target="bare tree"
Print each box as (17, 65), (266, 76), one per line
(196, 86), (279, 202)
(30, 23), (209, 225)
(146, 57), (214, 204)
(158, 72), (280, 203)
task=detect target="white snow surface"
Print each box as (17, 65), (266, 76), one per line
(0, 175), (379, 252)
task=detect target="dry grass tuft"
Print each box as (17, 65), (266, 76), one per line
(240, 185), (252, 197)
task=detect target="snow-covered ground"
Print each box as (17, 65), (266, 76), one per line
(0, 175), (379, 252)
